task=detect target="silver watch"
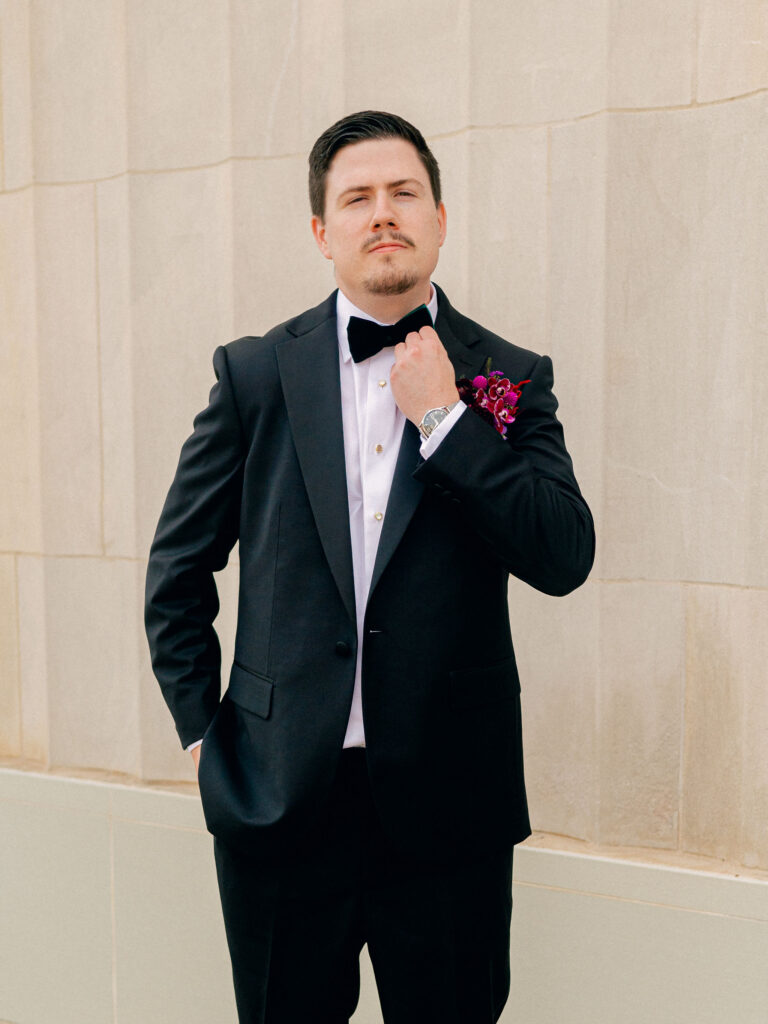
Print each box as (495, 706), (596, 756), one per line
(418, 401), (459, 440)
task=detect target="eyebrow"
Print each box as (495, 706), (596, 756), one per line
(336, 178), (424, 202)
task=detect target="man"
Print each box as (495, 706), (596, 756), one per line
(145, 110), (594, 1023)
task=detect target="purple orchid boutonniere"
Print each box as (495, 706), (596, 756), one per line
(456, 362), (530, 439)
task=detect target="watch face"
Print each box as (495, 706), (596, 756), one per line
(421, 407), (449, 438)
(424, 409), (445, 431)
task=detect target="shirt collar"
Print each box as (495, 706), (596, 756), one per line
(336, 284), (439, 364)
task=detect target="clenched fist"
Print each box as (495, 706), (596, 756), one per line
(390, 326), (460, 426)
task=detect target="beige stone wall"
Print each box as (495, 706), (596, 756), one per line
(1, 1), (766, 869)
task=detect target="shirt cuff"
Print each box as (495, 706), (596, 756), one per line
(186, 739), (203, 752)
(419, 401), (466, 459)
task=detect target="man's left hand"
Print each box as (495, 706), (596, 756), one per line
(390, 326), (460, 426)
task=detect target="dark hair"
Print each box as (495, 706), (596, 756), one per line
(308, 110), (441, 220)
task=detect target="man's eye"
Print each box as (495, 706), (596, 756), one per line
(396, 191), (414, 197)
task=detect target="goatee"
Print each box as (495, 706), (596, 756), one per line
(362, 267), (419, 297)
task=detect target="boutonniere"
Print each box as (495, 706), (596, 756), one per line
(456, 359), (530, 439)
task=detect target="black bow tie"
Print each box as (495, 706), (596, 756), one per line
(346, 304), (433, 363)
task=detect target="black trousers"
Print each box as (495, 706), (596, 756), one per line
(213, 748), (514, 1024)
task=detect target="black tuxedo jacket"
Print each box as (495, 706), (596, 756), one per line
(145, 284), (594, 862)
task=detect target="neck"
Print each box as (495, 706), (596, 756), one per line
(339, 281), (433, 324)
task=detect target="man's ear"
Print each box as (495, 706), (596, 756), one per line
(437, 201), (447, 248)
(311, 215), (332, 261)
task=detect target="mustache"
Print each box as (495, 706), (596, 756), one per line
(364, 232), (414, 251)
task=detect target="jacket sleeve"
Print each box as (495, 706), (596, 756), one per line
(413, 352), (595, 596)
(144, 345), (245, 748)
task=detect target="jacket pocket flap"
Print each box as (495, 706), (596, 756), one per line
(449, 657), (520, 709)
(226, 662), (274, 719)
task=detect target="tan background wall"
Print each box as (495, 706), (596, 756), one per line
(1, 0), (767, 878)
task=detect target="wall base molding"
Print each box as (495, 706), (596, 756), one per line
(1, 768), (766, 1023)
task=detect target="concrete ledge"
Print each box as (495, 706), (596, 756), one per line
(510, 840), (768, 1024)
(1, 768), (766, 1023)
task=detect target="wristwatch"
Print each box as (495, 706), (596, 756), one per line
(418, 401), (460, 440)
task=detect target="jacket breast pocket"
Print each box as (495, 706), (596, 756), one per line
(449, 656), (520, 710)
(225, 661), (274, 719)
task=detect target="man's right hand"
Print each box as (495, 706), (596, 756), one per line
(190, 744), (202, 775)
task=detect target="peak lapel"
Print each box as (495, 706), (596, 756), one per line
(276, 312), (356, 625)
(433, 289), (488, 382)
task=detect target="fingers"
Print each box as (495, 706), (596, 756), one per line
(404, 326), (438, 345)
(394, 328), (446, 376)
(396, 326), (439, 356)
(394, 334), (420, 360)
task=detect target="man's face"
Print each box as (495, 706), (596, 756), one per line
(311, 137), (447, 306)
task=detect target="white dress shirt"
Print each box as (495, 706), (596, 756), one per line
(336, 284), (465, 747)
(187, 284), (465, 752)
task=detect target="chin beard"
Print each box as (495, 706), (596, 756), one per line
(362, 267), (419, 297)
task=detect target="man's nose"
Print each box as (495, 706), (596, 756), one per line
(370, 193), (397, 230)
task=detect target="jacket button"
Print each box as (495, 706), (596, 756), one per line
(335, 641), (351, 657)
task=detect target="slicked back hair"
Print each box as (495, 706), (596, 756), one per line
(308, 110), (441, 221)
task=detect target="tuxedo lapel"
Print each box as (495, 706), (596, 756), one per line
(434, 293), (487, 383)
(369, 419), (423, 598)
(369, 286), (490, 599)
(276, 302), (356, 625)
